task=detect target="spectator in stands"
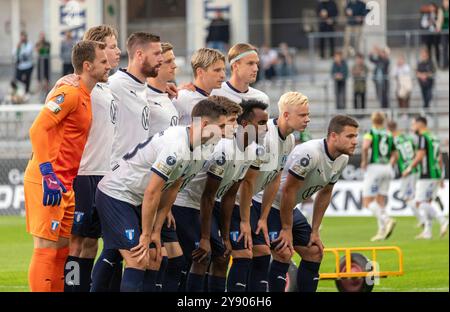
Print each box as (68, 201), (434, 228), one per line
(416, 48), (436, 108)
(35, 31), (51, 94)
(317, 0), (338, 59)
(331, 51), (348, 109)
(276, 42), (295, 77)
(420, 3), (440, 66)
(343, 0), (368, 58)
(60, 31), (75, 76)
(13, 31), (34, 94)
(437, 0), (449, 69)
(351, 53), (368, 109)
(260, 44), (278, 80)
(393, 55), (413, 108)
(206, 10), (230, 54)
(369, 45), (390, 108)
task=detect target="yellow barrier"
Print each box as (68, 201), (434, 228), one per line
(319, 246), (404, 280)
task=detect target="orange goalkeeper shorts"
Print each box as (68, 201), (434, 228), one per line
(25, 180), (75, 242)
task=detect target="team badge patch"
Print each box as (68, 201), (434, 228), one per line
(55, 94), (65, 104)
(256, 146), (265, 157)
(216, 153), (226, 166)
(51, 220), (60, 231)
(74, 212), (85, 224)
(166, 156), (176, 166)
(292, 163), (308, 177)
(125, 229), (135, 241)
(300, 156), (310, 167)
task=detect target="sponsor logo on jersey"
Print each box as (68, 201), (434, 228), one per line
(125, 229), (135, 241)
(292, 163), (308, 177)
(74, 212), (84, 224)
(51, 220), (60, 231)
(155, 162), (174, 176)
(209, 164), (225, 177)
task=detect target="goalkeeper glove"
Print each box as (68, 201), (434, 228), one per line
(39, 162), (67, 206)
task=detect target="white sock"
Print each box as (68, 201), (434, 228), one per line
(419, 202), (433, 235)
(368, 201), (384, 232)
(409, 200), (424, 224)
(430, 202), (447, 225)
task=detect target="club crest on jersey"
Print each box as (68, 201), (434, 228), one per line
(51, 220), (60, 231)
(256, 146), (265, 157)
(110, 99), (117, 124)
(74, 212), (84, 224)
(170, 116), (179, 126)
(216, 153), (226, 166)
(142, 106), (150, 130)
(166, 156), (177, 166)
(230, 231), (239, 242)
(125, 229), (135, 241)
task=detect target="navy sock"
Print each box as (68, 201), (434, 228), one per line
(268, 260), (290, 292)
(108, 260), (123, 291)
(64, 256), (80, 292)
(120, 268), (145, 292)
(248, 255), (271, 292)
(203, 272), (210, 292)
(155, 256), (168, 291)
(226, 258), (252, 292)
(208, 275), (226, 292)
(77, 258), (95, 292)
(90, 249), (122, 292)
(143, 269), (158, 292)
(186, 273), (205, 292)
(162, 256), (185, 292)
(297, 260), (321, 292)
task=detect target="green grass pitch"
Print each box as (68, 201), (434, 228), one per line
(0, 216), (448, 292)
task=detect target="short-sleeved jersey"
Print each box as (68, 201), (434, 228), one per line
(238, 118), (295, 203)
(211, 81), (270, 105)
(146, 85), (179, 137)
(109, 68), (150, 169)
(393, 133), (417, 174)
(174, 138), (260, 210)
(363, 128), (395, 165)
(24, 82), (92, 190)
(254, 139), (349, 210)
(78, 82), (115, 176)
(173, 86), (208, 126)
(417, 131), (442, 179)
(98, 126), (206, 206)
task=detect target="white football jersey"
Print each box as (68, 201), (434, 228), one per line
(98, 126), (206, 206)
(236, 118), (295, 203)
(109, 68), (151, 169)
(174, 138), (260, 210)
(253, 138), (349, 210)
(211, 81), (270, 105)
(173, 86), (209, 126)
(147, 85), (179, 137)
(78, 83), (115, 176)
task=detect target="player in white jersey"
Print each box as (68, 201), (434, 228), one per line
(109, 32), (163, 169)
(95, 99), (229, 292)
(145, 42), (183, 291)
(226, 92), (310, 292)
(211, 43), (270, 106)
(262, 116), (359, 292)
(47, 26), (122, 292)
(174, 48), (226, 126)
(172, 100), (269, 292)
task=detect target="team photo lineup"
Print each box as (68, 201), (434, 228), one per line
(1, 0), (449, 295)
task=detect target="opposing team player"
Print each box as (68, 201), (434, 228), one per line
(95, 99), (229, 292)
(402, 116), (448, 239)
(361, 112), (397, 242)
(226, 92), (310, 292)
(24, 40), (110, 292)
(174, 48), (226, 125)
(266, 116), (359, 292)
(172, 99), (268, 292)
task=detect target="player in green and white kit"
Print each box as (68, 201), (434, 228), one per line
(361, 112), (398, 242)
(387, 121), (423, 226)
(402, 116), (448, 239)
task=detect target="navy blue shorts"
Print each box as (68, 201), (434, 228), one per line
(161, 219), (178, 244)
(71, 175), (103, 239)
(252, 200), (311, 247)
(229, 203), (260, 250)
(95, 189), (142, 250)
(172, 203), (225, 261)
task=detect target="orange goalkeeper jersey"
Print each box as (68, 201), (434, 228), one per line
(24, 81), (92, 190)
